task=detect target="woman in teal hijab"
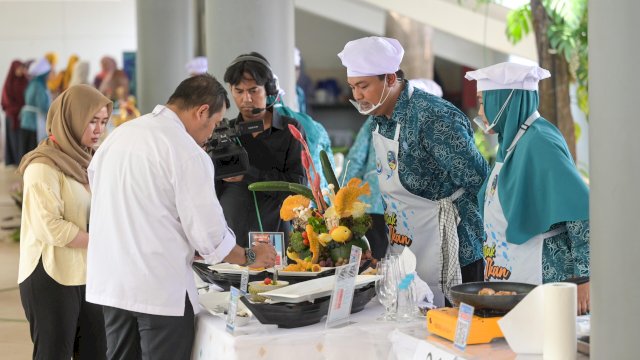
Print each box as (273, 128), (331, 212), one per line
(466, 63), (590, 315)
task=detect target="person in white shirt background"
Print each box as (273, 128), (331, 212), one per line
(86, 74), (277, 360)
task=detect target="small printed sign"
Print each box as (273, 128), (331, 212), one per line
(249, 232), (286, 266)
(325, 245), (362, 329)
(453, 302), (475, 351)
(225, 286), (241, 334)
(240, 270), (249, 294)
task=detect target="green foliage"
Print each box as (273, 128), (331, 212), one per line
(289, 231), (311, 259)
(506, 4), (531, 44)
(574, 121), (582, 142)
(474, 128), (497, 164)
(339, 215), (372, 240)
(10, 228), (20, 242)
(503, 0), (589, 116)
(307, 216), (328, 234)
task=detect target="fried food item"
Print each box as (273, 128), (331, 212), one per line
(495, 290), (517, 296)
(478, 287), (496, 295)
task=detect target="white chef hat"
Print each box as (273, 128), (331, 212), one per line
(338, 36), (404, 77)
(294, 47), (301, 68)
(465, 62), (550, 92)
(186, 56), (208, 75)
(28, 57), (51, 77)
(409, 78), (443, 98)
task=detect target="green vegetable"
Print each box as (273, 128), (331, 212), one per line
(339, 215), (372, 239)
(248, 181), (314, 200)
(289, 233), (312, 259)
(308, 216), (328, 235)
(320, 150), (340, 192)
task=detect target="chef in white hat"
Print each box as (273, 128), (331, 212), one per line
(338, 37), (490, 306)
(466, 62), (590, 314)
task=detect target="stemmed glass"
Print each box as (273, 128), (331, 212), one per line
(375, 257), (399, 321)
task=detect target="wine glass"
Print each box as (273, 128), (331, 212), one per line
(375, 258), (398, 321)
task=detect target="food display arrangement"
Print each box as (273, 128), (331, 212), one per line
(240, 282), (377, 328)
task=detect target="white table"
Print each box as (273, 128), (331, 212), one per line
(192, 300), (591, 360)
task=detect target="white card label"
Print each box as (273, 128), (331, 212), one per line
(225, 286), (240, 334)
(325, 245), (362, 329)
(412, 340), (460, 360)
(453, 302), (474, 351)
(240, 270), (249, 294)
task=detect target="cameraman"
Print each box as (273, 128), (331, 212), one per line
(220, 52), (305, 246)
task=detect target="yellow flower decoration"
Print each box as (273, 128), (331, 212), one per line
(279, 195), (311, 221)
(334, 178), (371, 217)
(306, 224), (321, 264)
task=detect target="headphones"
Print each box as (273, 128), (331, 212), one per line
(227, 55), (278, 96)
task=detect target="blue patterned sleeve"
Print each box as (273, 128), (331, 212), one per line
(567, 219), (590, 277)
(344, 118), (374, 180)
(420, 111), (489, 194)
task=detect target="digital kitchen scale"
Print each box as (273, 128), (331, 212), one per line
(426, 307), (505, 345)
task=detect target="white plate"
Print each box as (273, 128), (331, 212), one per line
(198, 291), (252, 326)
(267, 267), (334, 277)
(208, 263), (265, 275)
(259, 274), (381, 303)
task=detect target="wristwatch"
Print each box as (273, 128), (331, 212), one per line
(244, 247), (256, 266)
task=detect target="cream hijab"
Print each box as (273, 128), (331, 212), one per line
(18, 84), (112, 184)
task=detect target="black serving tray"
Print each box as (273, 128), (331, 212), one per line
(193, 261), (374, 291)
(192, 262), (270, 291)
(239, 283), (376, 328)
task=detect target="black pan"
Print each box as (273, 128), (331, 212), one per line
(449, 281), (536, 311)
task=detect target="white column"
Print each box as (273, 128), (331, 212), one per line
(590, 1), (640, 358)
(205, 0), (295, 116)
(136, 0), (195, 112)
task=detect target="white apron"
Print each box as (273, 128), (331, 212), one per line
(373, 86), (463, 306)
(482, 111), (566, 285)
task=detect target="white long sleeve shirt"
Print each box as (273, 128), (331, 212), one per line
(86, 105), (236, 316)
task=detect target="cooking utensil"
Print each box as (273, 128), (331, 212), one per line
(449, 281), (536, 311)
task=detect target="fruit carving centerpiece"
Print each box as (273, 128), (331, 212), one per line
(249, 124), (373, 271)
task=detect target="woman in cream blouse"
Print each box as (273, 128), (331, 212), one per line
(18, 84), (111, 359)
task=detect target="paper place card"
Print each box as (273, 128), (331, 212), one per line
(325, 245), (362, 328)
(412, 340), (460, 360)
(453, 302), (474, 351)
(226, 286), (241, 334)
(249, 231), (286, 265)
(240, 270), (249, 294)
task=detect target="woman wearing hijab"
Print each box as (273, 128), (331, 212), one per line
(69, 61), (90, 87)
(1, 60), (29, 165)
(18, 84), (111, 359)
(49, 54), (80, 97)
(20, 58), (52, 153)
(466, 63), (590, 315)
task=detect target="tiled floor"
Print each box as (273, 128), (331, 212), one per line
(0, 165), (32, 359)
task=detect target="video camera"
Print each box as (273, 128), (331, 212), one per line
(204, 118), (264, 180)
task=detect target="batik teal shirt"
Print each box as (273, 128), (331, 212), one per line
(344, 117), (384, 215)
(542, 220), (590, 283)
(371, 82), (490, 267)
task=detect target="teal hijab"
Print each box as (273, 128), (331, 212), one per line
(477, 89), (589, 245)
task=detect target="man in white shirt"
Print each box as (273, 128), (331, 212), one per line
(86, 74), (277, 360)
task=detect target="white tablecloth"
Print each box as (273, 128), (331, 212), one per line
(192, 302), (424, 360)
(192, 301), (588, 360)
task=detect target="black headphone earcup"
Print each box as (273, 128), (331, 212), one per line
(265, 79), (278, 96)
